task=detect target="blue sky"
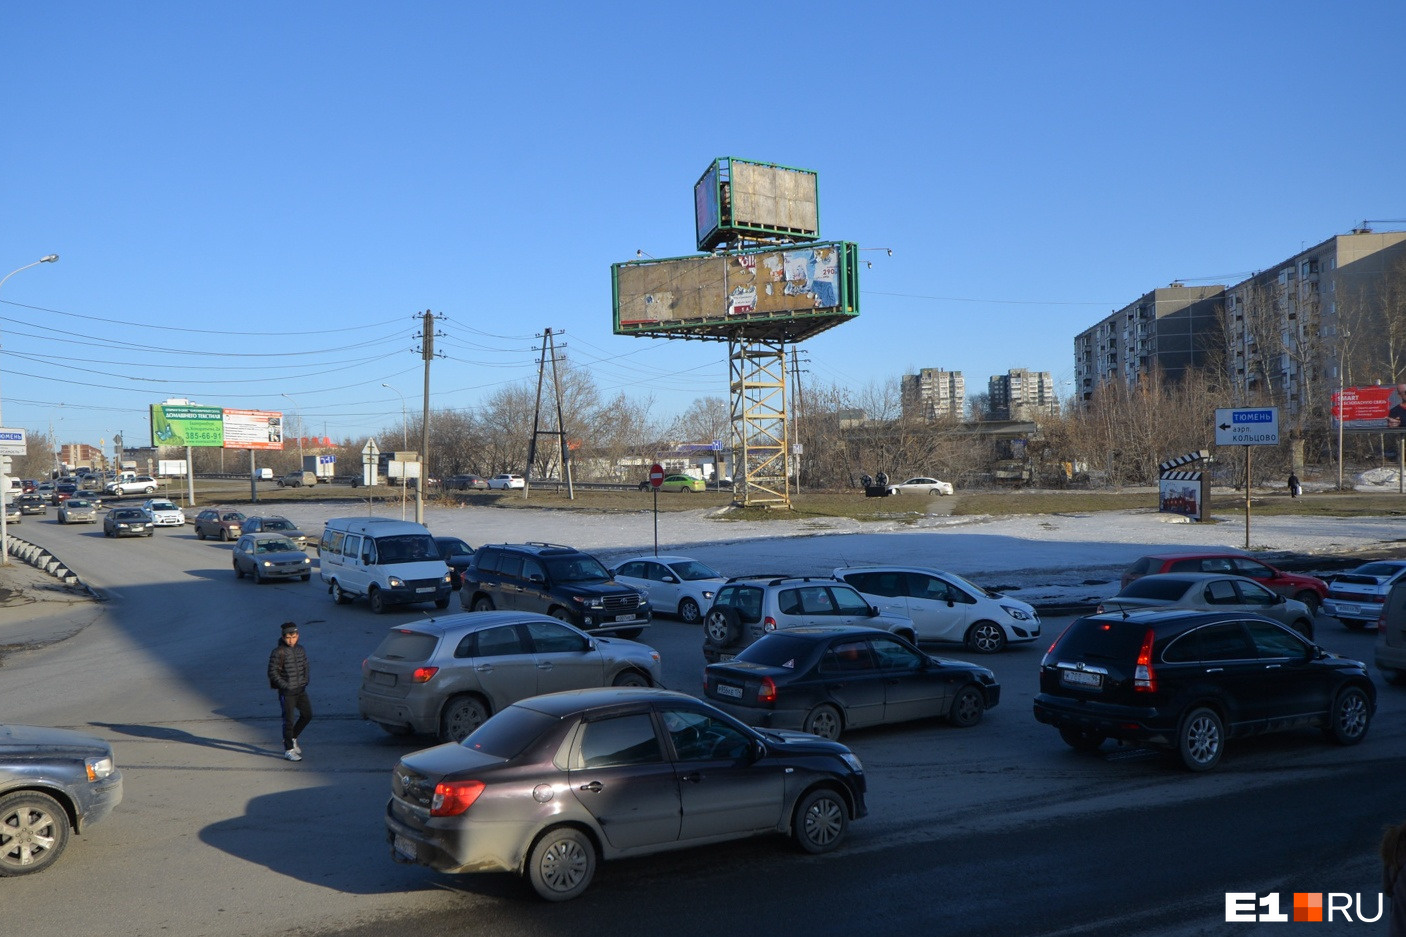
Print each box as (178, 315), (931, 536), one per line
(3, 2), (1403, 453)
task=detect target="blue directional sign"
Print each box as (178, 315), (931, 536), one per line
(0, 429), (27, 456)
(1214, 408), (1280, 446)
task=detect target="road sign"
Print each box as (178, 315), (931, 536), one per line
(649, 463), (665, 489)
(0, 429), (26, 456)
(362, 438), (380, 460)
(1215, 408), (1280, 446)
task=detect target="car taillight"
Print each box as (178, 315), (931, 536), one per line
(430, 779), (485, 816)
(412, 666), (439, 683)
(763, 616), (777, 632)
(1134, 628), (1156, 693)
(758, 677), (777, 703)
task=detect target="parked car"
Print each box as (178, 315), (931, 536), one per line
(612, 555), (727, 624)
(0, 723), (123, 875)
(486, 473), (525, 490)
(887, 476), (954, 496)
(1096, 573), (1316, 639)
(1375, 581), (1406, 685)
(433, 536), (474, 591)
(240, 515), (313, 550)
(704, 625), (999, 740)
(231, 533), (314, 583)
(56, 498), (97, 525)
(1323, 560), (1406, 630)
(384, 687), (867, 900)
(107, 476), (157, 496)
(445, 474), (488, 490)
(141, 499), (185, 527)
(49, 483), (78, 506)
(1120, 552), (1329, 613)
(103, 507), (153, 538)
(193, 509), (245, 541)
(834, 566), (1040, 653)
(15, 493), (47, 516)
(359, 611), (662, 741)
(658, 474), (705, 493)
(277, 470), (317, 487)
(702, 575), (914, 663)
(459, 543), (650, 638)
(1033, 608), (1374, 771)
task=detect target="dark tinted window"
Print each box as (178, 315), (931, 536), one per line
(735, 634), (820, 668)
(525, 620), (588, 654)
(1121, 578), (1193, 601)
(1230, 558), (1272, 577)
(1245, 620), (1308, 658)
(1196, 622), (1256, 661)
(717, 586), (763, 622)
(544, 555), (610, 583)
(461, 705), (557, 758)
(579, 714), (662, 768)
(1203, 579), (1240, 605)
(846, 571), (904, 597)
(617, 561), (647, 578)
(1125, 558), (1154, 576)
(820, 639), (877, 673)
(468, 625), (527, 658)
(474, 549), (501, 574)
(498, 554), (524, 579)
(371, 629), (438, 662)
(1052, 618), (1151, 662)
(871, 637), (923, 669)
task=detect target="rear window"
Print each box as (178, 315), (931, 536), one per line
(735, 634), (821, 668)
(1124, 557), (1154, 576)
(461, 705), (558, 759)
(1051, 618), (1151, 662)
(1352, 563), (1406, 578)
(1120, 578), (1193, 601)
(370, 629), (438, 662)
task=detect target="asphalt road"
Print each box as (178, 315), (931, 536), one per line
(4, 514), (1402, 937)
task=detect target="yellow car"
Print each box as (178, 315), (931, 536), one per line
(659, 474), (706, 493)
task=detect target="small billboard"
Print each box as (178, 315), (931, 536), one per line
(694, 158), (819, 251)
(1333, 385), (1406, 433)
(150, 404), (286, 449)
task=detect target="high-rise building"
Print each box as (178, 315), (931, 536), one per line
(988, 369), (1058, 420)
(1073, 284), (1225, 401)
(901, 368), (965, 420)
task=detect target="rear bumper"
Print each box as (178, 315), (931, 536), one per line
(358, 688), (437, 734)
(705, 697), (808, 731)
(1032, 694), (1174, 745)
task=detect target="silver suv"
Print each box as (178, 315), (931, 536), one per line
(701, 575), (915, 663)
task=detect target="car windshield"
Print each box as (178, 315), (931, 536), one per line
(262, 519), (293, 530)
(544, 556), (610, 583)
(258, 538), (297, 553)
(1120, 578), (1194, 601)
(222, 513), (246, 521)
(150, 501), (177, 511)
(67, 500), (91, 507)
(374, 534), (439, 563)
(114, 510), (144, 519)
(669, 560), (722, 580)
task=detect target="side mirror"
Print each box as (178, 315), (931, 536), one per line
(528, 572), (545, 584)
(750, 739), (766, 762)
(1273, 594), (1285, 605)
(663, 575), (678, 584)
(868, 606), (881, 617)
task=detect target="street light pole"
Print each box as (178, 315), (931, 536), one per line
(0, 254), (59, 566)
(382, 384), (408, 520)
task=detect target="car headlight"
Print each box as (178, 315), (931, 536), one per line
(261, 560), (274, 568)
(441, 572), (451, 583)
(1001, 605), (1031, 621)
(701, 590), (715, 600)
(303, 557), (313, 565)
(840, 752), (864, 774)
(387, 576), (405, 588)
(572, 595), (604, 608)
(86, 755), (115, 781)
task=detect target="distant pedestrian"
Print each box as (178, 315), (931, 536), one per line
(1288, 472), (1302, 498)
(267, 621), (311, 762)
(1382, 820), (1406, 937)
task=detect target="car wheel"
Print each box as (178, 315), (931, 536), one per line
(471, 595), (494, 612)
(548, 607), (572, 622)
(234, 561), (244, 579)
(612, 670), (650, 688)
(439, 695), (488, 743)
(1058, 727), (1107, 752)
(678, 597), (702, 624)
(1177, 706), (1224, 771)
(433, 597), (450, 610)
(792, 788), (848, 855)
(1292, 618), (1315, 640)
(965, 620), (1007, 654)
(196, 528), (206, 541)
(368, 587), (387, 614)
(219, 528), (229, 542)
(1294, 591), (1322, 615)
(253, 565), (264, 584)
(526, 826), (596, 902)
(802, 704), (843, 740)
(146, 530), (153, 537)
(948, 685), (986, 728)
(330, 581), (351, 605)
(0, 790), (71, 876)
(703, 607), (742, 647)
(1325, 685), (1372, 745)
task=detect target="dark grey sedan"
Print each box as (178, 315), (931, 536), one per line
(103, 507), (152, 538)
(240, 515), (313, 550)
(385, 687), (867, 900)
(232, 533), (313, 582)
(1097, 572), (1316, 639)
(1, 723), (123, 875)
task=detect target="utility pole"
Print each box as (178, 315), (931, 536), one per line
(526, 328), (573, 500)
(789, 347), (808, 496)
(414, 309), (441, 525)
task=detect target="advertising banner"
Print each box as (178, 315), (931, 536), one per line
(1333, 385), (1406, 433)
(223, 409), (284, 451)
(1159, 475), (1204, 522)
(151, 404), (224, 447)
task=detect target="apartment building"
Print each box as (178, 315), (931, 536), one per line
(988, 368), (1058, 420)
(900, 368), (965, 420)
(1073, 284), (1226, 401)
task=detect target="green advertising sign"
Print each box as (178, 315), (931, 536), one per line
(151, 404), (225, 447)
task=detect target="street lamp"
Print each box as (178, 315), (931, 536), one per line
(0, 254), (58, 566)
(382, 384), (410, 520)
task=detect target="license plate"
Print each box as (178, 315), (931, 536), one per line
(393, 835), (416, 860)
(716, 684), (742, 699)
(1061, 670), (1102, 688)
(1332, 602), (1360, 614)
(415, 587), (433, 593)
(372, 671), (396, 686)
(614, 613), (637, 622)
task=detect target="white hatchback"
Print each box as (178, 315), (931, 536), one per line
(834, 566), (1039, 653)
(487, 474), (525, 490)
(141, 498), (186, 527)
(611, 555), (727, 624)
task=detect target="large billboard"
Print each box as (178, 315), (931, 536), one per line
(694, 158), (819, 251)
(150, 405), (284, 449)
(1332, 385), (1406, 433)
(613, 241), (859, 342)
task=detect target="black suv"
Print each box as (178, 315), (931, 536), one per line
(458, 543), (650, 638)
(1033, 608), (1375, 771)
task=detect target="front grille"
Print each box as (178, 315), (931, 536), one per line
(601, 593), (641, 611)
(406, 578), (443, 591)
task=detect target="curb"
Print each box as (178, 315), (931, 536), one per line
(4, 533), (85, 589)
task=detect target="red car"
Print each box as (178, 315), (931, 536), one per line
(1121, 552), (1329, 613)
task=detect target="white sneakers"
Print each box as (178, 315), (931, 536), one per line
(284, 749), (301, 762)
(291, 738), (301, 754)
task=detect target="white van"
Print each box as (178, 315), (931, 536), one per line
(318, 517), (452, 613)
(253, 468), (274, 481)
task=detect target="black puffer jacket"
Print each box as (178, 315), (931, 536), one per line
(267, 642), (310, 692)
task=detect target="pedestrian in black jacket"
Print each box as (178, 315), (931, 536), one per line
(267, 621), (311, 762)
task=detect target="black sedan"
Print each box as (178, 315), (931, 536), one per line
(385, 687), (866, 901)
(103, 507), (153, 538)
(433, 536), (474, 590)
(703, 625), (1000, 740)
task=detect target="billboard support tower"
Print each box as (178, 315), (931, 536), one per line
(730, 338), (789, 506)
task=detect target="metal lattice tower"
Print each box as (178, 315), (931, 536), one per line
(729, 338), (789, 506)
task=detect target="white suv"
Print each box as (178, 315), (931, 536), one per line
(108, 476), (158, 495)
(834, 566), (1040, 653)
(701, 575), (915, 663)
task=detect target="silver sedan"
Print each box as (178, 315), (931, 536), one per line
(358, 611), (662, 742)
(888, 476), (954, 496)
(1097, 572), (1316, 639)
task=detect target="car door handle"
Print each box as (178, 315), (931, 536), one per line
(1205, 667), (1224, 673)
(680, 772), (704, 784)
(578, 781), (603, 792)
(475, 664), (493, 672)
(536, 662), (553, 670)
(1265, 664), (1282, 670)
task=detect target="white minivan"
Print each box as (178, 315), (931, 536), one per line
(319, 517), (453, 613)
